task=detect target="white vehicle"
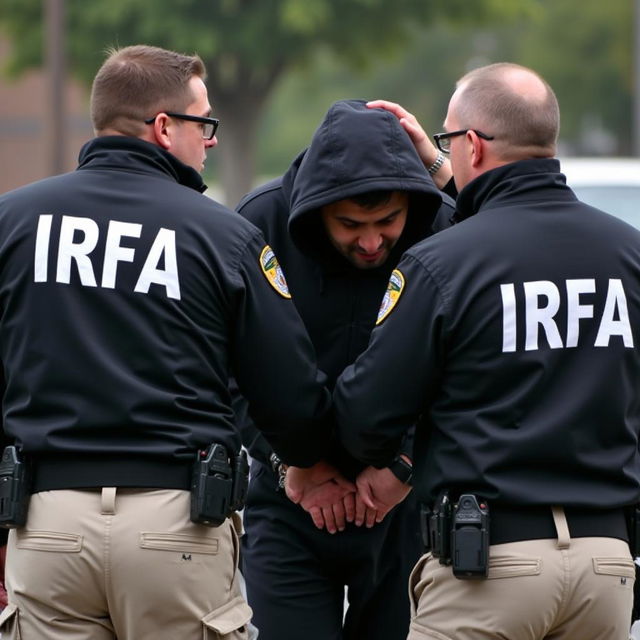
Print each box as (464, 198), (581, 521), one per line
(559, 157), (640, 229)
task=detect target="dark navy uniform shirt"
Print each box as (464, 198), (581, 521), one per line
(335, 158), (640, 509)
(0, 136), (331, 493)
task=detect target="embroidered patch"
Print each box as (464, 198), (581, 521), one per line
(376, 269), (405, 325)
(260, 245), (291, 299)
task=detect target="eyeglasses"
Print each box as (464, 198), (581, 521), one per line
(144, 112), (220, 140)
(433, 129), (494, 154)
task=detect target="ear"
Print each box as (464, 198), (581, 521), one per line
(467, 130), (484, 168)
(149, 113), (172, 151)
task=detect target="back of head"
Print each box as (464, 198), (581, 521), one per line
(90, 44), (206, 137)
(454, 62), (559, 160)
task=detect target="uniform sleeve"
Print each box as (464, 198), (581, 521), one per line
(230, 232), (332, 468)
(432, 194), (456, 233)
(229, 375), (274, 466)
(334, 253), (448, 466)
(232, 183), (297, 466)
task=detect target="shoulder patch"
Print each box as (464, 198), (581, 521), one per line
(376, 269), (405, 325)
(260, 245), (291, 299)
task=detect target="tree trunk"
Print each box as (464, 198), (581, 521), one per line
(207, 58), (285, 208)
(214, 95), (262, 208)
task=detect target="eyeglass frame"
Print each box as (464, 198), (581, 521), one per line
(433, 129), (494, 154)
(144, 112), (220, 140)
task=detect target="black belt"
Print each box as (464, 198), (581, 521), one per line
(421, 503), (629, 548)
(488, 505), (628, 545)
(31, 455), (192, 493)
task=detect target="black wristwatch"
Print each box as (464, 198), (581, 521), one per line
(388, 455), (413, 485)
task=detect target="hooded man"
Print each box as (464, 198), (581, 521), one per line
(234, 99), (454, 640)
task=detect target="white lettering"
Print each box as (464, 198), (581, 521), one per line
(500, 283), (517, 353)
(524, 281), (562, 351)
(566, 279), (595, 348)
(501, 278), (634, 351)
(595, 279), (634, 347)
(34, 215), (181, 300)
(56, 215), (98, 287)
(34, 214), (53, 282)
(102, 221), (142, 289)
(134, 228), (180, 300)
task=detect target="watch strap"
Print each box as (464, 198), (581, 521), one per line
(388, 456), (413, 485)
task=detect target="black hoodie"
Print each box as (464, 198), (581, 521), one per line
(236, 99), (455, 477)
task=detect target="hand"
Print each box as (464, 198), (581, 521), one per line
(352, 491), (379, 529)
(285, 461), (356, 533)
(366, 100), (453, 189)
(355, 465), (412, 525)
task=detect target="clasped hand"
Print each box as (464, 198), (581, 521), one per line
(285, 460), (411, 533)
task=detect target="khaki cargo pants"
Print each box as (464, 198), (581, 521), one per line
(0, 488), (252, 639)
(408, 507), (635, 639)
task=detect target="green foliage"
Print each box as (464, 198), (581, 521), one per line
(6, 0), (624, 197)
(513, 0), (633, 152)
(0, 0), (530, 84)
(256, 0), (636, 178)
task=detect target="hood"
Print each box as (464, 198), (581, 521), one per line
(286, 99), (442, 261)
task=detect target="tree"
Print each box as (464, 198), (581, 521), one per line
(513, 0), (634, 155)
(0, 0), (530, 204)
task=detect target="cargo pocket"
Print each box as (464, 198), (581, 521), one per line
(202, 595), (253, 640)
(0, 602), (20, 639)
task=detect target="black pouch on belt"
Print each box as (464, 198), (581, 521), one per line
(190, 443), (233, 527)
(0, 445), (31, 528)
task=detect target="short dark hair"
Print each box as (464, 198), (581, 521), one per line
(455, 62), (559, 159)
(348, 190), (394, 209)
(90, 44), (206, 137)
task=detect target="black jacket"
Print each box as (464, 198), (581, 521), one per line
(236, 99), (455, 477)
(0, 136), (331, 492)
(336, 158), (640, 508)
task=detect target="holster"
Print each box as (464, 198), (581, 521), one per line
(0, 446), (31, 528)
(422, 491), (490, 579)
(190, 444), (249, 527)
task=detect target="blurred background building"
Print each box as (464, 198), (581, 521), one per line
(0, 35), (92, 193)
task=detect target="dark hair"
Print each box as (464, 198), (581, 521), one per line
(348, 190), (394, 209)
(90, 44), (206, 136)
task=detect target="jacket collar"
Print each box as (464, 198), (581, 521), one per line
(77, 136), (208, 193)
(454, 158), (576, 222)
